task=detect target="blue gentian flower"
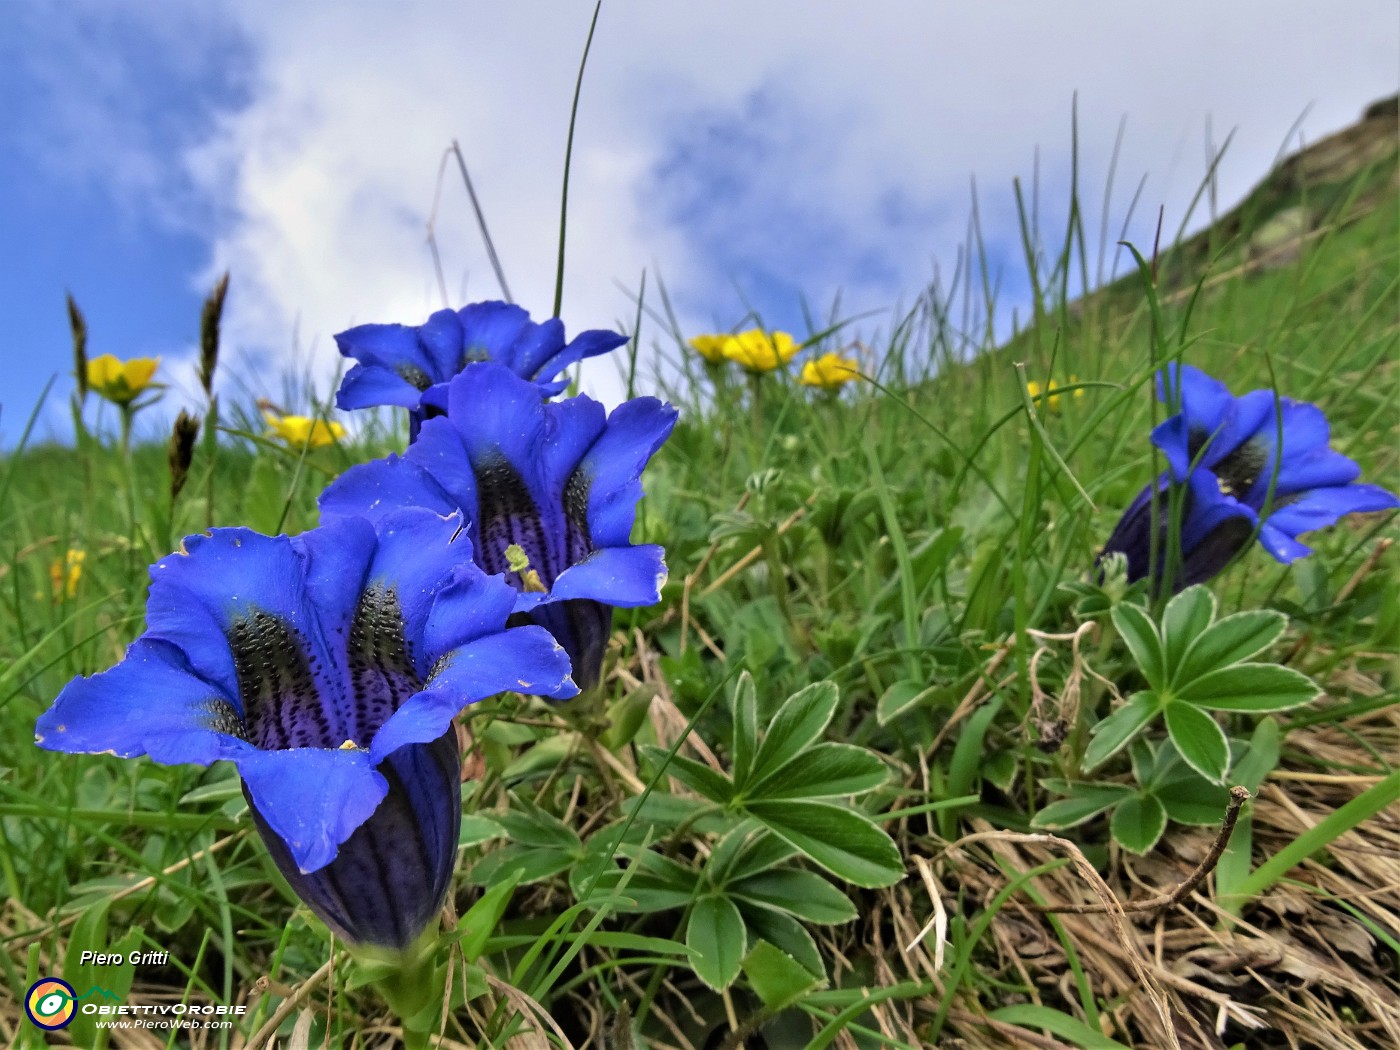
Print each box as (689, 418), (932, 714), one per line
(335, 301), (629, 439)
(1100, 364), (1399, 591)
(321, 362), (677, 690)
(35, 510), (576, 949)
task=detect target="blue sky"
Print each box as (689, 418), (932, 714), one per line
(2, 1), (1396, 447)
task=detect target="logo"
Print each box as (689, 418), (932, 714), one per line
(25, 978), (77, 1030)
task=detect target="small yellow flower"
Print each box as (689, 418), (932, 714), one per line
(86, 355), (160, 405)
(49, 549), (85, 599)
(799, 352), (861, 391)
(264, 411), (346, 449)
(720, 329), (799, 373)
(1027, 376), (1083, 413)
(687, 334), (729, 364)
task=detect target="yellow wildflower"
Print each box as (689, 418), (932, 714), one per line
(86, 355), (160, 405)
(721, 329), (799, 373)
(687, 334), (729, 364)
(799, 353), (861, 391)
(264, 411), (346, 449)
(49, 549), (85, 599)
(1027, 376), (1083, 413)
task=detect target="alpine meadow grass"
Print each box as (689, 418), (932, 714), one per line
(2, 96), (1398, 1050)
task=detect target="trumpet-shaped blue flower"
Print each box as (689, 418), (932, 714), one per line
(1100, 364), (1399, 591)
(335, 301), (628, 439)
(321, 362), (677, 690)
(36, 510), (576, 949)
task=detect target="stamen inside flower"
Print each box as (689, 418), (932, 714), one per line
(1212, 439), (1267, 498)
(396, 363), (433, 391)
(476, 455), (589, 587)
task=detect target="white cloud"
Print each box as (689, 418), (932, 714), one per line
(145, 0), (1398, 409)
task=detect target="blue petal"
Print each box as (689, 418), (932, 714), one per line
(35, 638), (245, 765)
(369, 626), (576, 760)
(528, 599), (612, 692)
(507, 315), (566, 379)
(1180, 468), (1257, 555)
(1251, 448), (1360, 505)
(1264, 483), (1400, 542)
(336, 323), (434, 376)
(251, 732), (461, 948)
(417, 308), (465, 380)
(336, 363), (425, 411)
(530, 327), (629, 384)
(421, 562), (520, 657)
(580, 397), (678, 548)
(457, 301), (535, 364)
(319, 454), (457, 525)
(550, 545), (668, 606)
(1258, 522), (1314, 563)
(237, 746), (387, 872)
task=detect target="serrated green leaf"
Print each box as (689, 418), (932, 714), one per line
(457, 871), (521, 962)
(1161, 585), (1216, 674)
(639, 746), (734, 804)
(687, 894), (746, 990)
(1083, 692), (1159, 770)
(1110, 793), (1167, 854)
(1164, 703), (1231, 784)
(747, 743), (887, 800)
(1176, 662), (1321, 713)
(729, 869), (858, 925)
(730, 671), (759, 789)
(1111, 602), (1165, 688)
(741, 940), (825, 1011)
(1031, 785), (1135, 830)
(749, 681), (840, 783)
(745, 800), (902, 887)
(1174, 609), (1287, 688)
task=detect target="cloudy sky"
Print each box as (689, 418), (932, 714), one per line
(2, 1), (1395, 445)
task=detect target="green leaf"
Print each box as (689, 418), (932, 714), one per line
(1110, 793), (1167, 854)
(742, 907), (825, 978)
(749, 681), (840, 783)
(686, 894), (746, 990)
(1176, 662), (1321, 713)
(708, 824), (797, 884)
(457, 872), (521, 962)
(988, 1005), (1134, 1049)
(1230, 716), (1282, 793)
(730, 671), (759, 789)
(1031, 785), (1135, 830)
(459, 814), (506, 846)
(467, 844), (576, 886)
(1083, 692), (1159, 770)
(1155, 773), (1231, 825)
(742, 940), (825, 1011)
(948, 695), (1004, 798)
(747, 743), (888, 800)
(1174, 609), (1287, 688)
(745, 800), (902, 888)
(1161, 585), (1216, 674)
(1164, 703), (1231, 784)
(495, 796), (582, 851)
(1111, 602), (1165, 689)
(876, 678), (936, 725)
(639, 746), (734, 804)
(729, 869), (858, 925)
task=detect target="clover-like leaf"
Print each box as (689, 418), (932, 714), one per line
(1161, 585), (1216, 673)
(1176, 663), (1320, 713)
(1083, 692), (1159, 771)
(1110, 793), (1168, 854)
(1111, 602), (1165, 689)
(687, 894), (746, 991)
(746, 743), (887, 800)
(1174, 609), (1287, 688)
(745, 800), (902, 888)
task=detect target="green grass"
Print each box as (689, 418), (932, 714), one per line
(1, 129), (1397, 1049)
